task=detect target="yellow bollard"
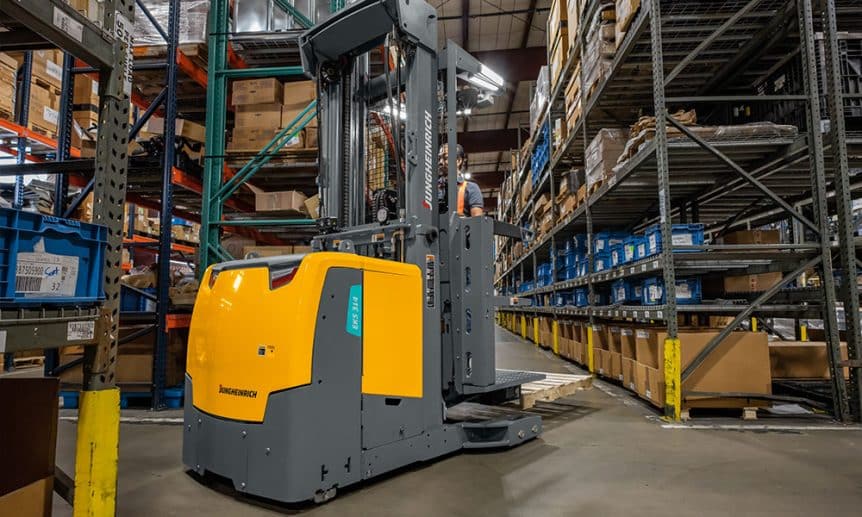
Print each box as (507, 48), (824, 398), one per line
(552, 320), (559, 355)
(73, 388), (120, 517)
(663, 338), (682, 422)
(587, 325), (595, 373)
(800, 324), (808, 342)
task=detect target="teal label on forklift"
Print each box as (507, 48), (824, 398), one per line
(346, 284), (362, 337)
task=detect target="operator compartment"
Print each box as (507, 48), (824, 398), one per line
(186, 254), (321, 423)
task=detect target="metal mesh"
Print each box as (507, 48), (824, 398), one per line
(366, 111), (395, 193)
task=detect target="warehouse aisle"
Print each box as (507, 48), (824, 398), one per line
(52, 327), (862, 516)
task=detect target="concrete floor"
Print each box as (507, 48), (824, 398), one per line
(52, 327), (862, 516)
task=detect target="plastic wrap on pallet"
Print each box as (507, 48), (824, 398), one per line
(530, 66), (550, 134)
(133, 0), (210, 47)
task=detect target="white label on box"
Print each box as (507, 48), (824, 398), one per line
(593, 325), (602, 332)
(629, 382), (635, 391)
(677, 282), (691, 299)
(596, 240), (605, 251)
(53, 6), (84, 42)
(638, 243), (646, 257)
(598, 368), (605, 375)
(648, 234), (657, 253)
(616, 287), (625, 300)
(621, 328), (632, 336)
(0, 330), (5, 353)
(15, 252), (79, 296)
(618, 374), (623, 381)
(645, 389), (652, 400)
(611, 326), (619, 333)
(45, 60), (63, 81)
(43, 106), (59, 125)
(649, 284), (662, 301)
(672, 233), (693, 246)
(92, 80), (99, 96)
(625, 245), (635, 261)
(67, 321), (95, 341)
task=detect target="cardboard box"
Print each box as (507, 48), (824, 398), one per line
(234, 104), (283, 129)
(229, 127), (303, 151)
(622, 357), (636, 392)
(142, 117), (206, 143)
(722, 229), (781, 245)
(304, 193), (320, 219)
(0, 378), (57, 517)
(634, 363), (648, 398)
(634, 328), (660, 369)
(282, 80), (316, 129)
(232, 78), (284, 106)
(254, 190), (308, 213)
(592, 323), (608, 350)
(644, 367), (665, 407)
(724, 272), (783, 294)
(621, 327), (637, 359)
(222, 234), (256, 258)
(59, 327), (187, 386)
(27, 84), (59, 134)
(595, 348), (609, 376)
(585, 128), (627, 190)
(769, 341), (849, 380)
(73, 109), (100, 130)
(615, 0), (641, 46)
(293, 245), (312, 254)
(73, 75), (100, 107)
(610, 351), (623, 382)
(607, 325), (622, 353)
(241, 245), (295, 258)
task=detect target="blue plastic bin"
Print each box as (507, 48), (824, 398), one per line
(642, 277), (702, 305)
(120, 285), (157, 312)
(594, 252), (612, 273)
(573, 234), (588, 253)
(624, 235), (645, 262)
(574, 288), (589, 307)
(611, 278), (638, 304)
(1, 208), (107, 306)
(610, 243), (627, 268)
(643, 224), (705, 256)
(593, 231), (627, 254)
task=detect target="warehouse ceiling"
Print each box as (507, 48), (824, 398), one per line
(432, 0), (552, 207)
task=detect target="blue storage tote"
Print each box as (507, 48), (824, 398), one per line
(610, 243), (627, 268)
(641, 277), (702, 305)
(643, 224), (705, 256)
(0, 208), (107, 305)
(572, 234), (588, 253)
(593, 231), (627, 254)
(576, 258), (589, 277)
(624, 235), (645, 263)
(120, 285), (157, 312)
(594, 252), (612, 273)
(611, 279), (638, 304)
(574, 288), (589, 307)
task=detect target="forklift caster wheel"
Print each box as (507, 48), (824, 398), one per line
(313, 487), (337, 504)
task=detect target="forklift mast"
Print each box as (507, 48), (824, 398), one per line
(299, 0), (527, 403)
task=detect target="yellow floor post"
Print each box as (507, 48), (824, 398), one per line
(73, 388), (120, 517)
(520, 315), (526, 338)
(552, 320), (559, 355)
(587, 325), (595, 373)
(800, 324), (808, 341)
(751, 317), (758, 332)
(533, 317), (539, 345)
(663, 337), (682, 422)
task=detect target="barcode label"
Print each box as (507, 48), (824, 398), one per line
(67, 321), (95, 341)
(636, 330), (649, 338)
(672, 234), (693, 246)
(53, 6), (84, 42)
(15, 252), (79, 296)
(621, 328), (632, 336)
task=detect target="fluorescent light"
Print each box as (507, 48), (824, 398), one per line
(465, 74), (499, 92)
(456, 108), (472, 116)
(480, 64), (504, 88)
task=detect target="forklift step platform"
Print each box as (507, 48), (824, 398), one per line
(446, 402), (543, 449)
(461, 369), (546, 395)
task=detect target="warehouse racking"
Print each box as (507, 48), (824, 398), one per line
(496, 0), (862, 422)
(0, 0), (133, 510)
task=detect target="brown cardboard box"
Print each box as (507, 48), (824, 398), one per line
(232, 78), (284, 106)
(73, 109), (100, 130)
(585, 128), (626, 190)
(304, 194), (320, 219)
(634, 363), (648, 398)
(283, 80), (316, 108)
(615, 0), (641, 46)
(73, 75), (100, 107)
(595, 348), (608, 376)
(592, 323), (608, 350)
(59, 328), (187, 386)
(241, 245), (294, 258)
(142, 117), (206, 143)
(293, 245), (312, 254)
(722, 229), (781, 245)
(566, 0), (580, 49)
(769, 341), (849, 380)
(221, 234), (256, 259)
(621, 327), (637, 359)
(28, 84), (59, 133)
(27, 50), (63, 89)
(607, 325), (622, 353)
(622, 357), (636, 392)
(234, 103), (283, 128)
(644, 367), (665, 407)
(610, 351), (623, 382)
(229, 127), (303, 151)
(634, 328), (660, 368)
(724, 272), (783, 294)
(254, 190), (308, 213)
(0, 377), (58, 517)
(0, 52), (17, 71)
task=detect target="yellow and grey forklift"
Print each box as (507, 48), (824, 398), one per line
(183, 0), (540, 504)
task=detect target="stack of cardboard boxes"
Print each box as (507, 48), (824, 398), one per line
(13, 50), (63, 138)
(582, 2), (616, 102)
(615, 0), (641, 47)
(585, 128), (626, 192)
(228, 78), (316, 152)
(0, 53), (16, 118)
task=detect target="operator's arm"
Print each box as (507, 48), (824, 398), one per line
(466, 182), (485, 217)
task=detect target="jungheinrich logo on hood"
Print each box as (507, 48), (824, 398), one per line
(219, 384), (258, 399)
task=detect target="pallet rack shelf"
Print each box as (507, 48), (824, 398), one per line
(496, 0), (862, 422)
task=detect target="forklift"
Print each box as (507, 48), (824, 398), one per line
(183, 0), (540, 504)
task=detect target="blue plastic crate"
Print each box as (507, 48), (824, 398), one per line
(642, 277), (702, 305)
(0, 208), (107, 306)
(611, 278), (639, 304)
(538, 262), (553, 278)
(643, 224), (705, 257)
(121, 286), (157, 312)
(610, 243), (627, 268)
(573, 234), (588, 253)
(576, 258), (589, 277)
(593, 231), (628, 254)
(594, 252), (612, 272)
(554, 291), (574, 307)
(624, 235), (645, 263)
(574, 288), (589, 307)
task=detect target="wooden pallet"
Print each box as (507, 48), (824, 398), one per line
(588, 179), (604, 196)
(0, 108), (13, 123)
(13, 355), (44, 368)
(519, 372), (593, 409)
(27, 123), (57, 139)
(134, 43), (208, 68)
